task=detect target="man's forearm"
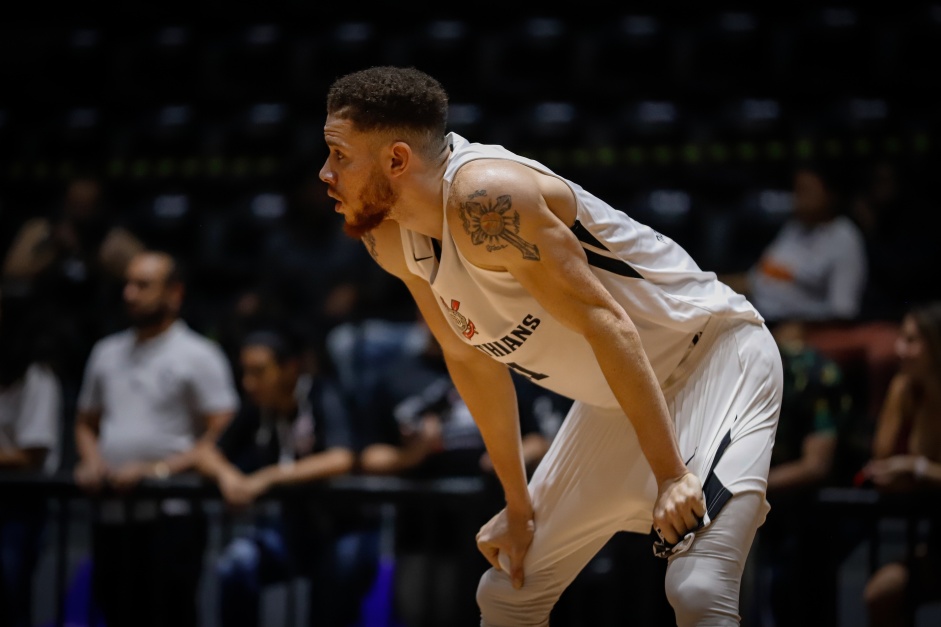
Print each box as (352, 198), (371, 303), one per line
(444, 350), (532, 511)
(361, 441), (432, 474)
(0, 449), (32, 468)
(255, 448), (355, 487)
(74, 422), (102, 464)
(589, 317), (687, 483)
(192, 442), (238, 480)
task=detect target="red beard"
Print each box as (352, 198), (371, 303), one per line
(341, 170), (397, 239)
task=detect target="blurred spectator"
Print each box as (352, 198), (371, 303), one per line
(724, 160), (898, 428)
(730, 161), (868, 326)
(2, 174), (144, 384)
(72, 250), (238, 627)
(197, 328), (378, 627)
(0, 287), (64, 627)
(359, 324), (552, 627)
(242, 168), (413, 349)
(851, 160), (940, 321)
(860, 301), (941, 627)
(747, 334), (855, 627)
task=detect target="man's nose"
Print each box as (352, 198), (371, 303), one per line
(319, 163), (333, 184)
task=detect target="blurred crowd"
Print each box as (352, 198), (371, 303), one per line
(1, 153), (940, 627)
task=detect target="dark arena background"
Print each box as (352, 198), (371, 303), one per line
(1, 3), (940, 626)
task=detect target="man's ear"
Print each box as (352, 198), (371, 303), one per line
(389, 141), (411, 177)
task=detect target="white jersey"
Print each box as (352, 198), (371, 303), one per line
(402, 132), (763, 408)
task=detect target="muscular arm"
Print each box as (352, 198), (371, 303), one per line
(361, 220), (531, 512)
(448, 163), (706, 543)
(448, 164), (687, 485)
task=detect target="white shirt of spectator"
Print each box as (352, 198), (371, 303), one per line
(0, 363), (62, 475)
(747, 215), (867, 321)
(78, 320), (239, 521)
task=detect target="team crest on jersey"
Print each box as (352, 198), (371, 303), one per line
(441, 298), (478, 339)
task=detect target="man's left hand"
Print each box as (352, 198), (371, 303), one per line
(653, 471), (706, 545)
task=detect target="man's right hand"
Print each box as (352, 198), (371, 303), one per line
(74, 458), (108, 494)
(476, 505), (535, 590)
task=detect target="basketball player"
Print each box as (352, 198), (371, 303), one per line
(320, 66), (782, 626)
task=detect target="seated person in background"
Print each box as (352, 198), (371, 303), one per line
(725, 160), (895, 427)
(197, 329), (377, 627)
(747, 332), (854, 627)
(860, 301), (941, 627)
(736, 161), (867, 326)
(72, 250), (239, 627)
(359, 324), (552, 627)
(0, 286), (64, 627)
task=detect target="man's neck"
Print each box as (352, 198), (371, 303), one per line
(389, 145), (451, 239)
(134, 318), (176, 342)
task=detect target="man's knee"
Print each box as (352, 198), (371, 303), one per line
(476, 567), (558, 627)
(666, 567), (740, 626)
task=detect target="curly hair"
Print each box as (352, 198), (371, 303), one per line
(326, 66), (450, 160)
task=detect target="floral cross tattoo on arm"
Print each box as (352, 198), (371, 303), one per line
(458, 191), (541, 261)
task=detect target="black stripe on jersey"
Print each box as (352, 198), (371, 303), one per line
(571, 220), (607, 250)
(571, 220), (645, 279)
(582, 248), (644, 279)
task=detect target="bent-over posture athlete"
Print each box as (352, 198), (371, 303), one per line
(319, 66), (783, 626)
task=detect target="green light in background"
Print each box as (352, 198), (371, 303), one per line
(737, 142), (757, 162)
(182, 158), (199, 177)
(766, 141), (785, 160)
(258, 156), (277, 176)
(208, 157), (224, 176)
(132, 159), (149, 178)
(913, 133), (929, 153)
(884, 136), (900, 154)
(709, 143), (728, 162)
(683, 144), (701, 164)
(597, 147), (616, 167)
(572, 148), (591, 168)
(795, 138), (813, 159)
(854, 138), (871, 155)
(232, 157), (250, 177)
(626, 146), (646, 165)
(653, 145), (673, 165)
(543, 149), (563, 168)
(108, 159), (125, 177)
(157, 158), (174, 177)
(824, 139), (842, 157)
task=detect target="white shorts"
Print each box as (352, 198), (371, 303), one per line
(519, 317), (782, 574)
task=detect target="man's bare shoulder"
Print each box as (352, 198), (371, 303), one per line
(449, 159), (537, 202)
(449, 158), (575, 226)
